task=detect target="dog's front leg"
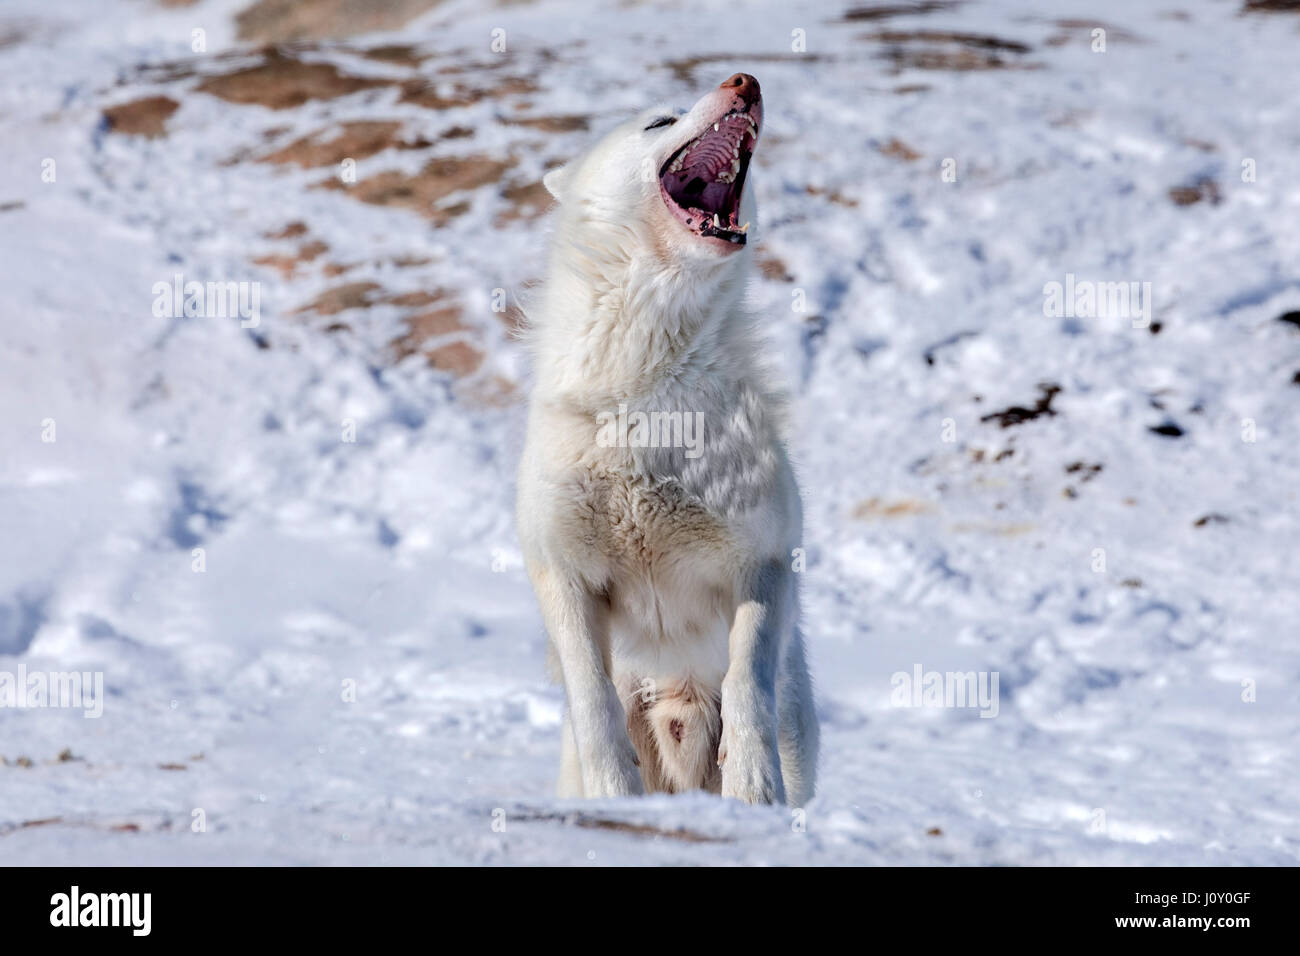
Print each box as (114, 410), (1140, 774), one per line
(533, 566), (642, 798)
(719, 560), (790, 806)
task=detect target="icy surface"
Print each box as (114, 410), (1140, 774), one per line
(0, 0), (1298, 864)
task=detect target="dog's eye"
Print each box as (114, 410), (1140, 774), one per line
(644, 116), (677, 130)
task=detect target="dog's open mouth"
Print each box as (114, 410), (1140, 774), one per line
(659, 109), (760, 245)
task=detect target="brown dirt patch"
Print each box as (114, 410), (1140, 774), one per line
(318, 154), (515, 224)
(427, 340), (483, 376)
(265, 221), (309, 239)
(236, 0), (444, 44)
(196, 49), (391, 109)
(103, 96), (180, 137)
(805, 184), (859, 207)
(1169, 176), (1222, 207)
(399, 74), (536, 110)
(843, 2), (957, 20)
(501, 114), (589, 133)
(495, 178), (553, 225)
(757, 255), (794, 282)
(293, 281), (382, 315)
(262, 120), (419, 167)
(356, 43), (429, 66)
(251, 253), (299, 277)
(875, 30), (1031, 52)
(252, 240), (328, 277)
(866, 30), (1035, 71)
(879, 137), (922, 161)
(381, 290), (439, 309)
(386, 294), (482, 374)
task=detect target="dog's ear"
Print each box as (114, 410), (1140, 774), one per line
(542, 165), (569, 201)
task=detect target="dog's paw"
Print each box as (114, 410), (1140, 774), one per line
(583, 746), (645, 798)
(718, 730), (785, 806)
(586, 769), (644, 799)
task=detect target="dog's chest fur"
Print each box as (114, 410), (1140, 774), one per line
(564, 380), (780, 567)
(576, 465), (728, 572)
(549, 385), (781, 680)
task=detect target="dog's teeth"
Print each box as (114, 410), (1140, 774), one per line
(713, 123), (719, 132)
(740, 222), (750, 232)
(713, 213), (721, 227)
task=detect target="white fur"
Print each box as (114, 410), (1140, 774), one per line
(517, 80), (818, 807)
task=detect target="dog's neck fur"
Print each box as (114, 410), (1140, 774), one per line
(530, 214), (756, 411)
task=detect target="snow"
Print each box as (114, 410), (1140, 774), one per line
(1, 0), (1298, 864)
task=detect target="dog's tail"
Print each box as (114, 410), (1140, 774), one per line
(624, 678), (722, 794)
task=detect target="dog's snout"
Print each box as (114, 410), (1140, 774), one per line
(720, 73), (760, 104)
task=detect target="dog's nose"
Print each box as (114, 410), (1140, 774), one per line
(720, 73), (760, 105)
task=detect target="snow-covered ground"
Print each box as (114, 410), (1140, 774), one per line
(1, 0), (1298, 864)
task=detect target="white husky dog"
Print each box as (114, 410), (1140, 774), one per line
(517, 74), (817, 807)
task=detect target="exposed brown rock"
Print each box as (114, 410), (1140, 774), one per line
(357, 43), (428, 66)
(262, 120), (410, 167)
(805, 184), (859, 207)
(253, 234), (329, 277)
(318, 154), (515, 224)
(843, 2), (956, 20)
(758, 255), (794, 282)
(501, 114), (590, 133)
(867, 30), (1035, 71)
(195, 49), (390, 110)
(251, 253), (301, 277)
(265, 221), (309, 239)
(874, 30), (1032, 53)
(103, 96), (179, 137)
(399, 74), (536, 110)
(495, 178), (553, 225)
(391, 299), (466, 358)
(236, 0), (444, 44)
(385, 290), (445, 309)
(293, 281), (382, 315)
(1169, 176), (1222, 207)
(879, 137), (921, 161)
(427, 340), (484, 376)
